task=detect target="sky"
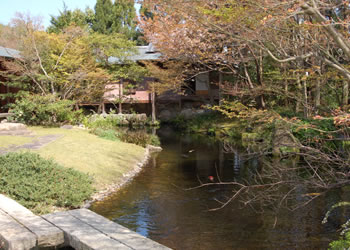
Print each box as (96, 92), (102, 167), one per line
(0, 0), (140, 28)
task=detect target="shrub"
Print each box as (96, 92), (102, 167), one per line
(90, 128), (119, 141)
(91, 127), (160, 147)
(0, 152), (94, 214)
(9, 93), (83, 126)
(118, 130), (160, 147)
(85, 115), (126, 129)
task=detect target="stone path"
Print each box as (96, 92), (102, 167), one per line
(43, 209), (170, 250)
(0, 195), (170, 250)
(0, 194), (64, 250)
(0, 134), (63, 155)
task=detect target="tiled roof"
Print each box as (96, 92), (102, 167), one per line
(0, 46), (20, 58)
(109, 45), (162, 64)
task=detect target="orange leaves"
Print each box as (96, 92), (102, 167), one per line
(333, 115), (350, 126)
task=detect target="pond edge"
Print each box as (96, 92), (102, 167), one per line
(83, 145), (162, 208)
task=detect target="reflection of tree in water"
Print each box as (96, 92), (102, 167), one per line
(188, 137), (350, 221)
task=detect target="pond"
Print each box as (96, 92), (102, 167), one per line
(90, 126), (349, 249)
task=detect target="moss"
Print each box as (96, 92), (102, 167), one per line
(241, 132), (259, 141)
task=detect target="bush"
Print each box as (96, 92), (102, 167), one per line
(90, 128), (119, 141)
(119, 130), (160, 147)
(9, 93), (82, 126)
(0, 152), (94, 214)
(85, 115), (126, 129)
(90, 127), (160, 147)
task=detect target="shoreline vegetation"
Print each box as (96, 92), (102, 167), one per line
(0, 126), (159, 214)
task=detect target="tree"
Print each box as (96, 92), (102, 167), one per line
(112, 0), (138, 40)
(1, 13), (111, 104)
(138, 0), (350, 214)
(48, 3), (95, 33)
(144, 61), (185, 123)
(92, 0), (115, 34)
(87, 31), (147, 113)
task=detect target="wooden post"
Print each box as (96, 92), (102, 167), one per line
(102, 102), (106, 114)
(151, 88), (156, 124)
(119, 79), (123, 114)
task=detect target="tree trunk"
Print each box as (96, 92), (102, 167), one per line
(296, 74), (302, 113)
(257, 49), (266, 109)
(303, 80), (308, 118)
(219, 72), (223, 105)
(119, 79), (123, 114)
(315, 78), (321, 109)
(102, 102), (106, 114)
(343, 80), (349, 106)
(284, 80), (289, 107)
(209, 82), (214, 105)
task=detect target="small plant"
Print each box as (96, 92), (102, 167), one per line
(0, 152), (94, 214)
(323, 202), (350, 249)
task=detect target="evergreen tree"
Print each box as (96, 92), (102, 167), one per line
(112, 0), (137, 40)
(92, 0), (114, 34)
(48, 3), (94, 33)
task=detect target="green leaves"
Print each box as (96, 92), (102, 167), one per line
(9, 93), (82, 126)
(0, 152), (94, 214)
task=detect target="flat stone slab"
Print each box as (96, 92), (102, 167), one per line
(43, 209), (171, 250)
(0, 123), (26, 131)
(0, 194), (64, 248)
(0, 113), (14, 118)
(69, 209), (170, 250)
(0, 134), (63, 155)
(43, 210), (132, 250)
(0, 209), (36, 250)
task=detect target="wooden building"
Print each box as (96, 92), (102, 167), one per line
(0, 46), (20, 112)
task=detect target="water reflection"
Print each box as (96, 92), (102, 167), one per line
(90, 126), (343, 249)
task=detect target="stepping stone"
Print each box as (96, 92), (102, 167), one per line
(43, 210), (132, 250)
(0, 209), (36, 250)
(69, 209), (170, 250)
(0, 194), (64, 248)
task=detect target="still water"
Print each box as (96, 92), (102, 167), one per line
(90, 127), (349, 249)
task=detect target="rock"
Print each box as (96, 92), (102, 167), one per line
(147, 145), (163, 153)
(1, 119), (7, 124)
(180, 109), (195, 119)
(158, 110), (173, 121)
(0, 123), (27, 131)
(272, 121), (300, 157)
(60, 125), (73, 130)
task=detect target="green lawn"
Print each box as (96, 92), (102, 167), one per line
(0, 127), (146, 190)
(0, 135), (33, 149)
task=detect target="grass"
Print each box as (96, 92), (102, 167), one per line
(0, 127), (146, 190)
(0, 136), (34, 149)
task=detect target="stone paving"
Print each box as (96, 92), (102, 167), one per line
(0, 123), (63, 155)
(0, 134), (63, 155)
(0, 194), (170, 250)
(0, 194), (64, 250)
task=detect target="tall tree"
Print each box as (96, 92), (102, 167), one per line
(48, 3), (94, 33)
(112, 0), (138, 40)
(92, 0), (114, 34)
